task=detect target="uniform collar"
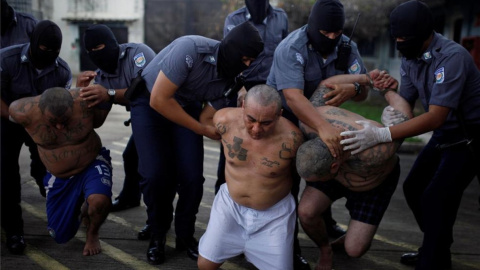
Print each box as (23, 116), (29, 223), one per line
(419, 32), (440, 64)
(119, 44), (127, 60)
(245, 8), (269, 25)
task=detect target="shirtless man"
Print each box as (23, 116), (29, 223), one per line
(8, 87), (113, 256)
(197, 84), (304, 270)
(297, 80), (412, 270)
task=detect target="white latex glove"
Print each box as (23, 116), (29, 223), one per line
(381, 106), (405, 126)
(340, 120), (392, 155)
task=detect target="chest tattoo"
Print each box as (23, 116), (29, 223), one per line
(261, 157), (280, 167)
(227, 136), (248, 161)
(279, 142), (293, 160)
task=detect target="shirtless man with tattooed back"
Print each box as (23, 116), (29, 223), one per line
(8, 87), (113, 256)
(296, 75), (413, 270)
(198, 84), (304, 270)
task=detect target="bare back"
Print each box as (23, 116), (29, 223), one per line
(9, 89), (106, 178)
(215, 108), (304, 210)
(301, 106), (399, 191)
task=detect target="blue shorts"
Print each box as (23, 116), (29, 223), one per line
(44, 148), (113, 243)
(307, 159), (400, 225)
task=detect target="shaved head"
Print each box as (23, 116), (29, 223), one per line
(39, 87), (73, 117)
(296, 137), (333, 181)
(244, 84), (282, 114)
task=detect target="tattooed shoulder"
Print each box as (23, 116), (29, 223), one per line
(216, 122), (227, 135)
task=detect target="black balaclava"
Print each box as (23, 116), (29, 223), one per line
(390, 0), (433, 60)
(83, 24), (119, 74)
(217, 21), (264, 80)
(29, 20), (62, 70)
(245, 0), (270, 24)
(1, 0), (14, 35)
(307, 0), (345, 55)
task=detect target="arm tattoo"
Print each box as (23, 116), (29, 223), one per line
(13, 99), (37, 126)
(216, 122), (227, 135)
(226, 136), (248, 161)
(309, 86), (331, 107)
(291, 130), (302, 150)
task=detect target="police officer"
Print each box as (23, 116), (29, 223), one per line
(130, 21), (263, 265)
(340, 1), (480, 269)
(0, 20), (72, 255)
(1, 0), (37, 48)
(223, 0), (288, 90)
(77, 24), (156, 223)
(1, 0), (48, 198)
(267, 0), (368, 248)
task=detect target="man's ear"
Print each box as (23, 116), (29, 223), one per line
(330, 161), (340, 174)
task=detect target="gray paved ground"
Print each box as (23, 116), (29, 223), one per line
(2, 105), (480, 270)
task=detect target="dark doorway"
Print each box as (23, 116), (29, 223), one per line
(79, 24), (128, 71)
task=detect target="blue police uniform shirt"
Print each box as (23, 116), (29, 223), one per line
(399, 32), (480, 130)
(94, 43), (156, 89)
(0, 43), (72, 105)
(142, 35), (231, 110)
(267, 25), (366, 112)
(0, 9), (37, 48)
(224, 6), (288, 84)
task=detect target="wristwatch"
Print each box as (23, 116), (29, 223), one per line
(353, 82), (361, 97)
(107, 89), (115, 103)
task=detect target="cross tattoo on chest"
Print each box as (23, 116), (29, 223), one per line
(227, 136), (248, 161)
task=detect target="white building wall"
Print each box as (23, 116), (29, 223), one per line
(34, 0), (144, 75)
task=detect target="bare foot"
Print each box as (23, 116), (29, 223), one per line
(83, 232), (101, 256)
(315, 248), (333, 270)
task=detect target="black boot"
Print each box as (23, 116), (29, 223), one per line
(111, 197), (140, 212)
(6, 234), (26, 255)
(293, 253), (311, 270)
(138, 224), (151, 240)
(176, 237), (199, 261)
(400, 252), (420, 266)
(146, 235), (165, 265)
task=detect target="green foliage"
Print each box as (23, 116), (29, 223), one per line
(340, 100), (384, 123)
(340, 99), (423, 143)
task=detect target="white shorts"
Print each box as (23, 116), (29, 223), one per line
(199, 184), (295, 270)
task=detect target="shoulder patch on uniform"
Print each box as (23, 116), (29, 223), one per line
(185, 54), (193, 68)
(134, 52), (146, 67)
(400, 67), (406, 77)
(295, 53), (304, 65)
(434, 67), (445, 83)
(208, 55), (216, 64)
(423, 51), (432, 60)
(348, 59), (361, 74)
